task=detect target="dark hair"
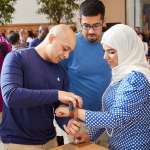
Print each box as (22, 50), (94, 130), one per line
(7, 32), (20, 45)
(80, 0), (105, 19)
(28, 30), (35, 38)
(70, 24), (77, 33)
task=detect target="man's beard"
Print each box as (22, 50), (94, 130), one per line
(87, 34), (99, 43)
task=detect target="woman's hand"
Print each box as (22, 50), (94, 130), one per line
(64, 119), (82, 136)
(55, 105), (70, 117)
(63, 119), (90, 144)
(74, 132), (90, 144)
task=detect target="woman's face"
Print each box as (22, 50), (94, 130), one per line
(103, 44), (118, 68)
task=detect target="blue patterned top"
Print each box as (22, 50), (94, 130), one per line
(85, 71), (150, 150)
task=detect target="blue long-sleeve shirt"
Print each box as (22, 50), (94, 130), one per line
(0, 48), (69, 144)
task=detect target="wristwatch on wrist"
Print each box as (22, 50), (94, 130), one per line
(69, 102), (78, 120)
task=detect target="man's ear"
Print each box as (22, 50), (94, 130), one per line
(102, 19), (107, 28)
(48, 34), (56, 43)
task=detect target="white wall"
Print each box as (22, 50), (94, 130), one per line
(12, 0), (48, 24)
(126, 0), (135, 27)
(12, 0), (126, 25)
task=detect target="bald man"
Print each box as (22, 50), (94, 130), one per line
(0, 24), (82, 150)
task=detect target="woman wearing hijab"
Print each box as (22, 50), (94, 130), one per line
(55, 24), (150, 149)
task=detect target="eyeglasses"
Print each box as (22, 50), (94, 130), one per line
(81, 23), (102, 30)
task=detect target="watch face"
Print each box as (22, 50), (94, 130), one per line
(69, 102), (75, 118)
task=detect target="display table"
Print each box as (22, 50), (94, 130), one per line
(51, 143), (108, 150)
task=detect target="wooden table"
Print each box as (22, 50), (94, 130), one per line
(51, 143), (108, 150)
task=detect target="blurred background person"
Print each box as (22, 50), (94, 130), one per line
(26, 30), (35, 47)
(29, 26), (49, 47)
(0, 34), (11, 123)
(7, 32), (20, 51)
(19, 29), (28, 48)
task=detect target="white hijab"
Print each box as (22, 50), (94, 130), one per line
(101, 24), (150, 84)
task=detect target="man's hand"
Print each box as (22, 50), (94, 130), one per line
(58, 91), (83, 108)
